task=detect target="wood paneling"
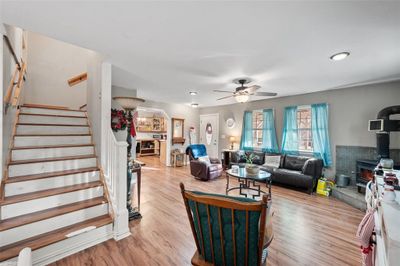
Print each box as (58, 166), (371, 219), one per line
(51, 156), (364, 266)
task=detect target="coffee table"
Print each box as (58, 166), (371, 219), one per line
(226, 168), (272, 199)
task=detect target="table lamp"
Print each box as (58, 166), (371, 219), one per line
(229, 136), (235, 150)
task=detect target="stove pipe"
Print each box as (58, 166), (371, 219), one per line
(376, 105), (400, 159)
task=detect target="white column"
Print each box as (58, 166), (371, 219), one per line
(113, 141), (130, 240)
(101, 62), (112, 168)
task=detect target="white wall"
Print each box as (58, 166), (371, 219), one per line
(86, 52), (106, 160)
(24, 32), (90, 109)
(199, 81), (400, 177)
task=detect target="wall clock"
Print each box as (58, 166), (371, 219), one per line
(226, 118), (236, 129)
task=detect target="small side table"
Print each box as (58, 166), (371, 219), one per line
(171, 152), (186, 167)
(221, 149), (237, 170)
(128, 160), (145, 220)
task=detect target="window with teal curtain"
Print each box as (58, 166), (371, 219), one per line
(239, 111), (253, 151)
(311, 103), (332, 167)
(281, 106), (299, 155)
(261, 109), (279, 153)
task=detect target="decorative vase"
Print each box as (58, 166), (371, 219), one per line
(245, 164), (259, 176)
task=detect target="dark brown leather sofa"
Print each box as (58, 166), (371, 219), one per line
(186, 145), (223, 181)
(230, 151), (323, 194)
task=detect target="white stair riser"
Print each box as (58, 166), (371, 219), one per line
(35, 224), (112, 266)
(14, 135), (92, 147)
(19, 115), (88, 125)
(12, 146), (95, 161)
(1, 186), (104, 219)
(5, 171), (100, 196)
(1, 204), (108, 246)
(2, 224), (113, 266)
(8, 158), (97, 177)
(20, 107), (85, 117)
(17, 125), (90, 135)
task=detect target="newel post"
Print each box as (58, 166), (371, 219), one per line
(113, 141), (131, 240)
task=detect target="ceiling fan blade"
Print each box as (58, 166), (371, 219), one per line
(253, 92), (278, 97)
(243, 85), (261, 94)
(213, 89), (234, 93)
(216, 95), (234, 100)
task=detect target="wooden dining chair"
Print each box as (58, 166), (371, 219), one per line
(180, 183), (273, 266)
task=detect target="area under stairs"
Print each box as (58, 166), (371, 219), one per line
(0, 105), (113, 264)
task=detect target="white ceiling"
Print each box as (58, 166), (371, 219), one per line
(2, 1), (400, 107)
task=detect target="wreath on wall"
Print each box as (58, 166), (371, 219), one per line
(111, 109), (128, 131)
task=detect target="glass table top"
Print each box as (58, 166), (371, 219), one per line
(226, 168), (271, 181)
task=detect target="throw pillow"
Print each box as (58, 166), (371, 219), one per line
(198, 155), (211, 164)
(264, 155), (281, 168)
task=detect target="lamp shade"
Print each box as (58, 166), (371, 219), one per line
(113, 96), (145, 110)
(229, 136), (235, 142)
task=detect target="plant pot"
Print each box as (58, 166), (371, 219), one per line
(245, 164), (259, 176)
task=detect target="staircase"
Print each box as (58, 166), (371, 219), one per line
(0, 105), (113, 265)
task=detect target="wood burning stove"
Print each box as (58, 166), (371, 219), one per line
(356, 159), (376, 193)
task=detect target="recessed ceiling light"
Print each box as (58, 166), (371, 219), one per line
(189, 91), (198, 96)
(191, 103), (199, 108)
(330, 52), (350, 61)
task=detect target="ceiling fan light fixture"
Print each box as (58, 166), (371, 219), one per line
(191, 103), (199, 108)
(235, 94), (249, 103)
(189, 91), (198, 96)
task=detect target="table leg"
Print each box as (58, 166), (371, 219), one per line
(137, 169), (141, 212)
(226, 172), (229, 195)
(267, 179), (272, 199)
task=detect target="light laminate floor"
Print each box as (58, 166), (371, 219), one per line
(51, 156), (364, 266)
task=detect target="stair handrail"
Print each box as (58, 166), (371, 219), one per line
(103, 127), (130, 240)
(12, 60), (27, 107)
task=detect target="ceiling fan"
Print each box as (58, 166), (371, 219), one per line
(214, 78), (277, 103)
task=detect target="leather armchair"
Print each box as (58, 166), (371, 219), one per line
(186, 145), (223, 181)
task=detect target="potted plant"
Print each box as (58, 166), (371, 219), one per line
(242, 153), (260, 176)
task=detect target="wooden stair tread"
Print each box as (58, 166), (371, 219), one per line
(14, 133), (91, 137)
(0, 197), (107, 232)
(21, 104), (86, 112)
(9, 154), (96, 165)
(0, 181), (103, 206)
(17, 123), (89, 127)
(0, 214), (112, 261)
(19, 112), (86, 118)
(5, 167), (99, 183)
(11, 143), (94, 150)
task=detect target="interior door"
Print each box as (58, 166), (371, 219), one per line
(200, 114), (219, 158)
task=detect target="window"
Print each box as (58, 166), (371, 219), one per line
(240, 109), (279, 152)
(252, 110), (263, 148)
(297, 107), (313, 152)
